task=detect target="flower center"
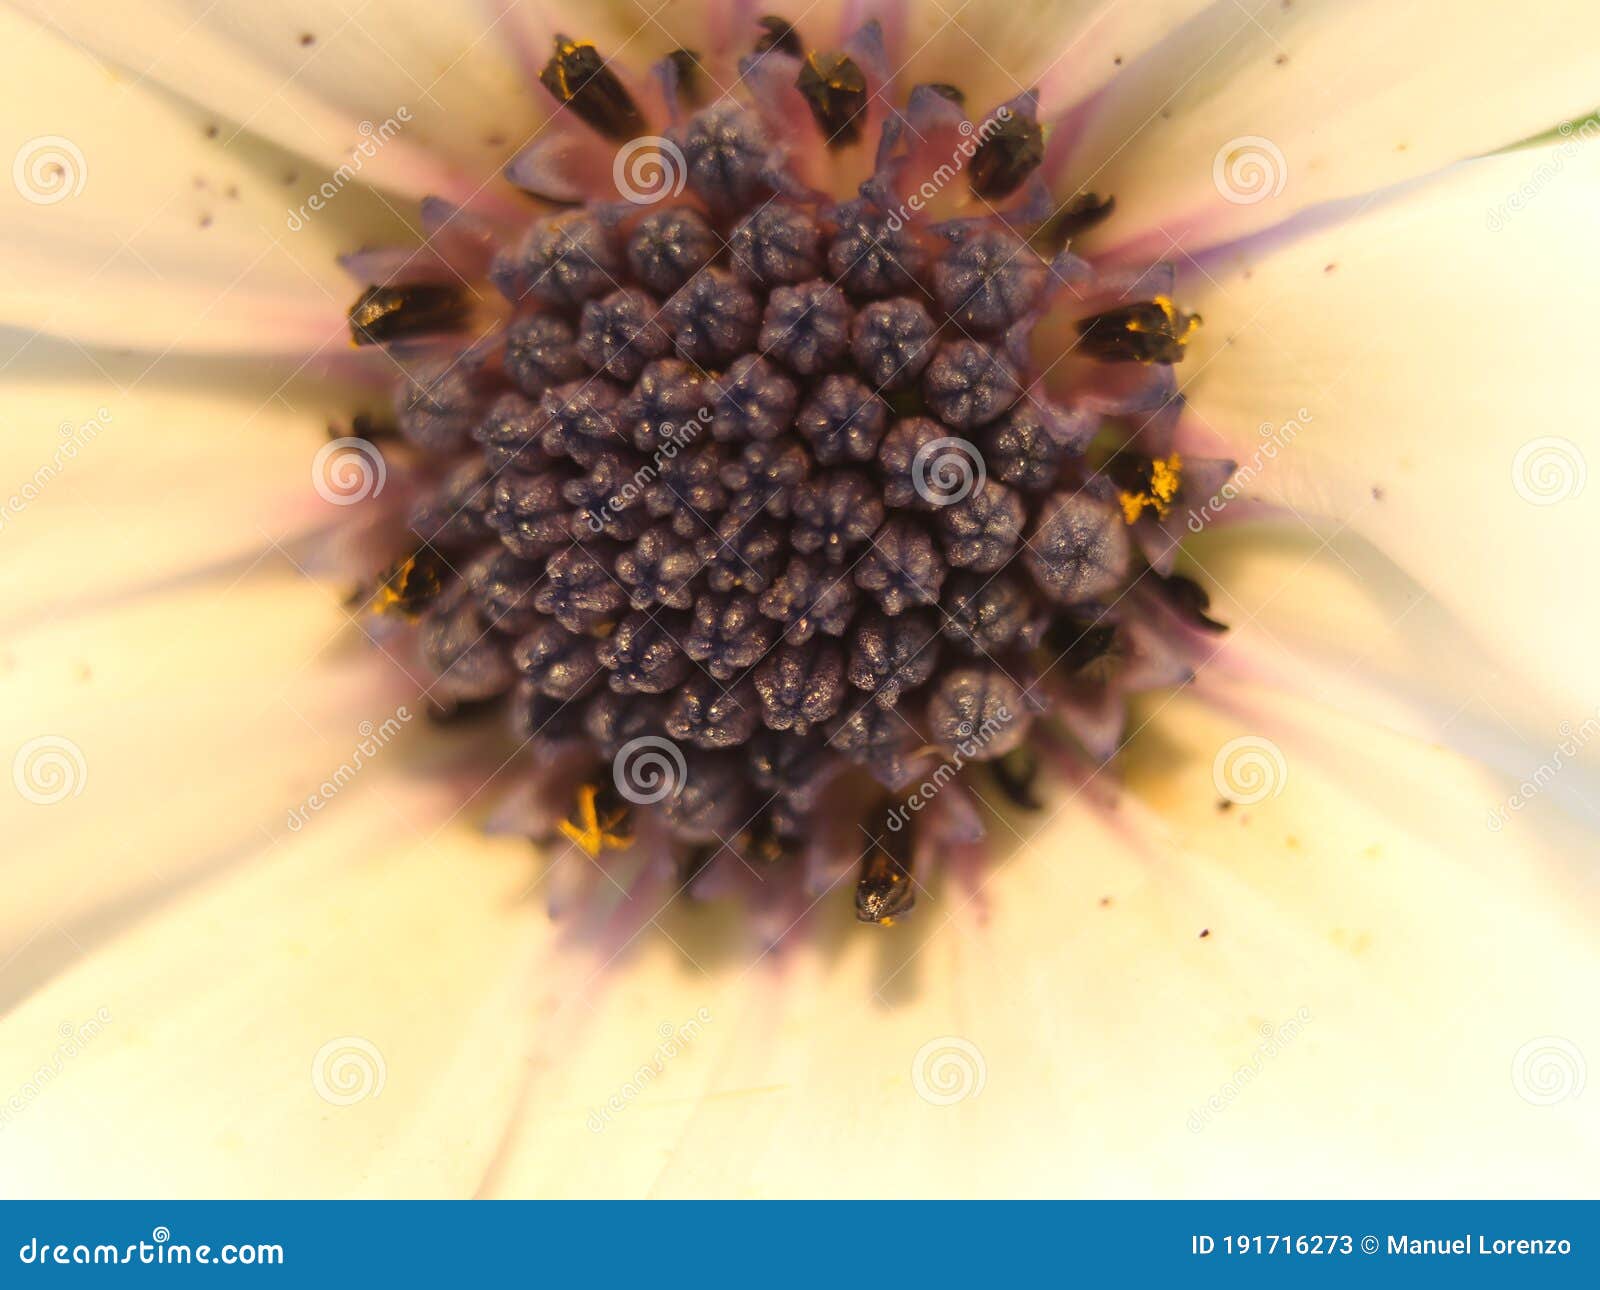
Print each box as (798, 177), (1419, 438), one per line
(338, 17), (1218, 925)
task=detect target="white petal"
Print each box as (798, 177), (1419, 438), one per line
(475, 689), (1599, 1197)
(0, 341), (365, 624)
(1061, 0), (1600, 257)
(0, 791), (547, 1198)
(892, 0), (1211, 115)
(0, 9), (410, 353)
(1177, 142), (1600, 749)
(7, 0), (556, 211)
(0, 570), (405, 1003)
(1188, 521), (1600, 821)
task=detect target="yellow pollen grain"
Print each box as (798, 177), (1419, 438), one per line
(1118, 452), (1183, 524)
(557, 782), (633, 856)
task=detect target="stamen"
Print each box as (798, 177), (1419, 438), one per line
(753, 16), (803, 59)
(373, 550), (447, 618)
(969, 108), (1044, 200)
(558, 781), (634, 856)
(856, 831), (915, 924)
(1076, 296), (1200, 364)
(1033, 193), (1116, 251)
(539, 36), (645, 141)
(347, 284), (468, 346)
(796, 52), (869, 147)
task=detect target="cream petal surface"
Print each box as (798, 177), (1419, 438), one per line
(1177, 142), (1600, 751)
(6, 0), (556, 212)
(0, 9), (417, 353)
(0, 784), (547, 1198)
(0, 568), (419, 1009)
(1187, 520), (1600, 825)
(0, 340), (378, 626)
(475, 688), (1598, 1198)
(1061, 0), (1600, 258)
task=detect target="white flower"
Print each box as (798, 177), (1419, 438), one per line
(1, 0), (1597, 1198)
